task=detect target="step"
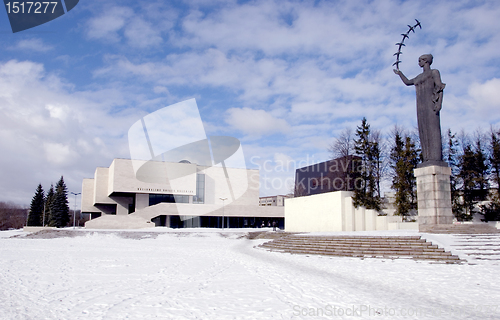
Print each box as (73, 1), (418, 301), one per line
(291, 236), (423, 241)
(261, 243), (446, 252)
(258, 235), (463, 263)
(269, 248), (462, 261)
(268, 240), (435, 248)
(421, 224), (500, 234)
(262, 246), (450, 257)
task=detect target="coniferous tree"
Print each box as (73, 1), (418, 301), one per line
(390, 131), (419, 220)
(353, 118), (381, 211)
(445, 130), (462, 219)
(458, 144), (476, 220)
(44, 184), (55, 226)
(479, 129), (500, 221)
(480, 196), (500, 221)
(371, 130), (385, 199)
(404, 136), (419, 211)
(474, 137), (489, 200)
(27, 184), (44, 226)
(490, 130), (500, 193)
(390, 130), (406, 215)
(50, 177), (70, 228)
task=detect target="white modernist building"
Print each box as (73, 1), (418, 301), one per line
(82, 159), (284, 229)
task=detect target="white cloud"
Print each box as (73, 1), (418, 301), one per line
(124, 18), (163, 48)
(86, 6), (134, 42)
(469, 79), (500, 110)
(43, 142), (73, 165)
(0, 60), (139, 204)
(8, 39), (53, 52)
(85, 4), (170, 48)
(4, 0), (500, 202)
(225, 108), (290, 137)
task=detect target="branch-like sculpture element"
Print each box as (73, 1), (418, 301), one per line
(393, 19), (422, 70)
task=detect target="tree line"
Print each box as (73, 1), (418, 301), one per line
(0, 202), (28, 230)
(27, 176), (71, 228)
(330, 117), (500, 221)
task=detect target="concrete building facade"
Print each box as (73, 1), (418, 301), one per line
(259, 195), (288, 206)
(82, 159), (284, 229)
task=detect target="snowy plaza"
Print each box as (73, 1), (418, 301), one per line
(1, 229), (499, 320)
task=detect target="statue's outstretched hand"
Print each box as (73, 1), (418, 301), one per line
(393, 69), (401, 75)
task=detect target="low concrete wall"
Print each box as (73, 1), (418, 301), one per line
(285, 192), (345, 232)
(23, 226), (56, 232)
(388, 222), (419, 230)
(487, 221), (500, 229)
(285, 191), (413, 232)
(85, 215), (153, 229)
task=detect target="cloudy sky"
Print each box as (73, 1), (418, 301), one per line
(1, 0), (500, 206)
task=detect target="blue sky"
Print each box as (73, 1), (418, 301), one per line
(1, 0), (500, 206)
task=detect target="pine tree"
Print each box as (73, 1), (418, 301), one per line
(353, 118), (381, 211)
(479, 129), (500, 221)
(371, 130), (385, 199)
(458, 144), (476, 220)
(480, 194), (500, 222)
(390, 131), (419, 220)
(44, 184), (55, 226)
(50, 177), (70, 228)
(404, 136), (419, 211)
(490, 130), (500, 194)
(390, 131), (406, 215)
(27, 184), (44, 226)
(474, 137), (489, 200)
(445, 130), (462, 219)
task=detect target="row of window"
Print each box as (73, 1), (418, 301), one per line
(149, 173), (206, 206)
(149, 194), (189, 206)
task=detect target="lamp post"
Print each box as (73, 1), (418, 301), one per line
(219, 197), (227, 230)
(71, 192), (81, 229)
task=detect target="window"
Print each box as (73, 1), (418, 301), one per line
(193, 173), (205, 204)
(149, 194), (189, 206)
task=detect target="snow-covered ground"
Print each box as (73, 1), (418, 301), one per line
(0, 228), (499, 320)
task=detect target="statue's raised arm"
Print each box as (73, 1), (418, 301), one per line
(393, 69), (414, 86)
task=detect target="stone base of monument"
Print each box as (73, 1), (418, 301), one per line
(414, 165), (454, 232)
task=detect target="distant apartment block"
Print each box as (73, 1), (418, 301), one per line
(259, 195), (289, 206)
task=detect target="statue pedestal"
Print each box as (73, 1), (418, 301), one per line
(414, 165), (454, 232)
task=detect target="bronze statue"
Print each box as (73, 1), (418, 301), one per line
(394, 54), (446, 166)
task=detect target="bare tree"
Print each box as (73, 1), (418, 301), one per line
(0, 202), (28, 230)
(456, 130), (470, 158)
(329, 127), (354, 159)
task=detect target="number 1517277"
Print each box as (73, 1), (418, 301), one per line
(5, 2), (58, 14)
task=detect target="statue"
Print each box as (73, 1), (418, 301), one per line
(394, 54), (446, 167)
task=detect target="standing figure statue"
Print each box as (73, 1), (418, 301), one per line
(394, 54), (446, 166)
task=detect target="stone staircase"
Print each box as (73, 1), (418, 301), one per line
(420, 223), (500, 234)
(449, 234), (500, 262)
(258, 235), (464, 263)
